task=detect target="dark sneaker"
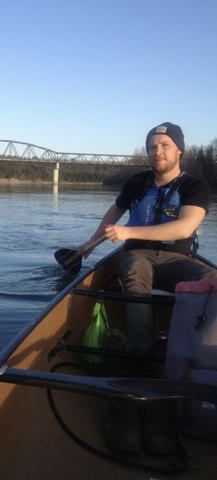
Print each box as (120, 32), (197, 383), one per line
(105, 398), (142, 454)
(102, 328), (140, 375)
(141, 400), (177, 455)
(102, 328), (158, 377)
(102, 328), (131, 352)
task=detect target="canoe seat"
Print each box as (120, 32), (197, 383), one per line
(112, 275), (175, 299)
(151, 289), (174, 297)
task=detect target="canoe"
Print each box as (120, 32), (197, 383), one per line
(0, 247), (217, 480)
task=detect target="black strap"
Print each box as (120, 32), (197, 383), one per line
(135, 171), (155, 208)
(154, 188), (165, 225)
(155, 172), (188, 223)
(164, 172), (188, 209)
(196, 285), (215, 330)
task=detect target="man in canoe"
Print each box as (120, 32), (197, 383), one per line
(79, 122), (216, 455)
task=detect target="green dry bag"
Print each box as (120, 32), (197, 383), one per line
(82, 298), (110, 364)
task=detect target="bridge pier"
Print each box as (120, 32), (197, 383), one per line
(53, 162), (59, 185)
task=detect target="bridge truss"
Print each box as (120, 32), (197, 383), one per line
(0, 140), (146, 165)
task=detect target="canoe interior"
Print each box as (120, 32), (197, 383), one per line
(0, 249), (216, 479)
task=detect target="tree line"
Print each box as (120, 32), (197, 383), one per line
(0, 138), (216, 186)
(0, 161), (123, 184)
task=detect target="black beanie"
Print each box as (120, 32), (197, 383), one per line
(146, 122), (185, 154)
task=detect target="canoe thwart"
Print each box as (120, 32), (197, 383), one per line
(72, 288), (175, 305)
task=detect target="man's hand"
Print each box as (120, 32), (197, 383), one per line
(104, 224), (130, 242)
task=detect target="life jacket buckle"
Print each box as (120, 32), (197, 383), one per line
(163, 206), (178, 218)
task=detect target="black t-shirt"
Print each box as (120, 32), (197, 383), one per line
(116, 170), (209, 212)
(115, 170), (209, 253)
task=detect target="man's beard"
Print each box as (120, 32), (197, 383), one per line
(151, 157), (179, 174)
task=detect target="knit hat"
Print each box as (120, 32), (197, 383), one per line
(146, 122), (185, 154)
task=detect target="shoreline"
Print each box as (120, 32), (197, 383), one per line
(0, 178), (102, 185)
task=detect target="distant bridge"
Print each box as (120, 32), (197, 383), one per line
(0, 139), (147, 185)
(0, 139), (146, 165)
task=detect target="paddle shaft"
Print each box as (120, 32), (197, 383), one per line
(64, 234), (106, 267)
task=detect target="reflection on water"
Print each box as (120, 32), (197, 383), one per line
(0, 183), (217, 350)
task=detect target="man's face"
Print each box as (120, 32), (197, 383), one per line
(148, 134), (181, 174)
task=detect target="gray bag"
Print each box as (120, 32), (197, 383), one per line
(164, 277), (217, 439)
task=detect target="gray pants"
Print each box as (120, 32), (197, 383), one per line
(118, 249), (216, 295)
(118, 249), (217, 352)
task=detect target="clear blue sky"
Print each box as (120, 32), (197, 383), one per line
(0, 0), (217, 154)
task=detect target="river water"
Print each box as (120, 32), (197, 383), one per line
(0, 183), (217, 351)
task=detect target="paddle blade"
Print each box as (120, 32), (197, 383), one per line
(54, 248), (82, 273)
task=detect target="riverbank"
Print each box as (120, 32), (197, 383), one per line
(0, 160), (146, 186)
(0, 178), (51, 184)
(0, 178), (102, 185)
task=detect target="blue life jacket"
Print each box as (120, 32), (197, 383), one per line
(127, 171), (187, 228)
(125, 171), (198, 254)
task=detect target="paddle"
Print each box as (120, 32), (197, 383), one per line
(54, 234), (106, 273)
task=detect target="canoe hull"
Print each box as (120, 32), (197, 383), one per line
(0, 248), (217, 479)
